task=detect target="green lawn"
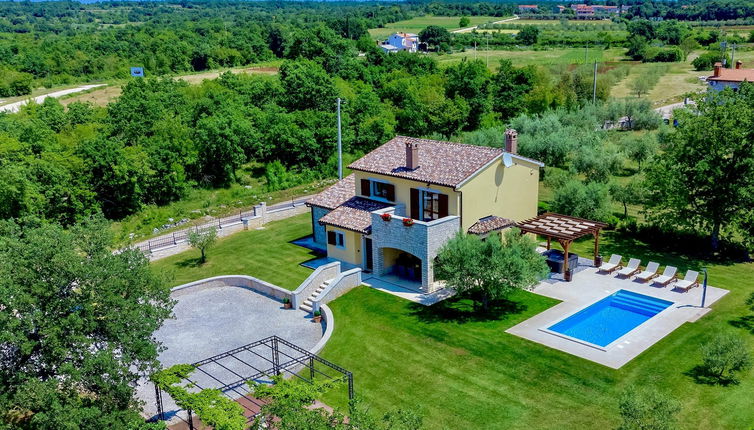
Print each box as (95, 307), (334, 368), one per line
(318, 230), (754, 429)
(150, 213), (318, 290)
(368, 15), (503, 40)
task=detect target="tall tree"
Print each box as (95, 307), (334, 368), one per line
(0, 217), (173, 428)
(435, 229), (548, 311)
(445, 59), (491, 130)
(644, 86), (754, 251)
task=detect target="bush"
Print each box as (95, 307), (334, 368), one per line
(644, 47), (683, 63)
(0, 70), (33, 97)
(618, 386), (681, 430)
(692, 52), (729, 71)
(701, 333), (752, 384)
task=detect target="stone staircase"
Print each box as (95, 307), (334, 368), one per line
(299, 279), (331, 313)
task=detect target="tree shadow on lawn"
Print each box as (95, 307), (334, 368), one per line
(728, 315), (754, 334)
(174, 256), (204, 269)
(684, 365), (741, 387)
(408, 296), (527, 325)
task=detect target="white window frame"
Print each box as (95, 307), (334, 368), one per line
(368, 178), (393, 203)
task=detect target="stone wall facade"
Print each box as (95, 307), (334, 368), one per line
(370, 208), (460, 293)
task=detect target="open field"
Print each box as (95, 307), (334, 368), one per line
(610, 57), (707, 106)
(516, 18), (614, 26)
(319, 232), (754, 429)
(437, 47), (626, 70)
(368, 15), (503, 39)
(59, 61), (282, 107)
(150, 213), (317, 290)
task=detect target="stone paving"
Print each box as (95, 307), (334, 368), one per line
(507, 265), (729, 369)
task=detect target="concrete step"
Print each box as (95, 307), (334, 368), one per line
(300, 304), (312, 312)
(303, 299), (313, 306)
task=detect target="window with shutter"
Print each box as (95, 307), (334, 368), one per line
(438, 194), (449, 218)
(410, 188), (420, 219)
(360, 179), (370, 197)
(385, 184), (395, 202)
(327, 231), (336, 245)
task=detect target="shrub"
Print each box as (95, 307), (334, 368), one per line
(692, 52), (729, 71)
(701, 333), (752, 384)
(618, 386), (681, 430)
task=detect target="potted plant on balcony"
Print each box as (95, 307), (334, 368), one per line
(402, 218), (414, 227)
(380, 213), (392, 222)
(312, 310), (322, 323)
(282, 297), (292, 309)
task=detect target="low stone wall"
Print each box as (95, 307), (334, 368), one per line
(170, 275), (293, 302)
(291, 262), (340, 309)
(309, 304), (335, 355)
(311, 268), (362, 313)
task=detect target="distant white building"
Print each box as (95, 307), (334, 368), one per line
(381, 32), (419, 53)
(707, 61), (754, 91)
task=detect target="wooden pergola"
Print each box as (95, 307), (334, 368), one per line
(517, 212), (608, 275)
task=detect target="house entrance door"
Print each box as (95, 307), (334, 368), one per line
(364, 238), (373, 272)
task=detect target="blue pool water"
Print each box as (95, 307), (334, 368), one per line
(548, 290), (673, 347)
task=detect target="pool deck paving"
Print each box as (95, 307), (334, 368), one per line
(507, 264), (729, 369)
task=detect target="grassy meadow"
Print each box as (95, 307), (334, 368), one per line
(368, 15), (505, 39)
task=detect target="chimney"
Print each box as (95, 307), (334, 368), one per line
(504, 129), (518, 154)
(736, 60), (743, 69)
(405, 141), (419, 170)
(713, 62), (722, 77)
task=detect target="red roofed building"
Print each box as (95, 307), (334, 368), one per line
(707, 61), (754, 91)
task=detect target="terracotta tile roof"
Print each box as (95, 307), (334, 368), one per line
(317, 197), (391, 234)
(468, 216), (515, 235)
(708, 67), (754, 82)
(306, 175), (355, 210)
(347, 136), (505, 188)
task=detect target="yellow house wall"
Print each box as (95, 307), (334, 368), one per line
(325, 226), (362, 266)
(457, 158), (540, 231)
(352, 171), (460, 217)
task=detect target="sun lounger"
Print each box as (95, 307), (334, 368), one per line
(616, 258), (641, 277)
(673, 270), (700, 292)
(598, 254), (622, 273)
(635, 262), (660, 283)
(652, 266), (678, 287)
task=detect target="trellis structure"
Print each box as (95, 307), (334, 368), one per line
(153, 335), (353, 429)
(517, 212), (608, 277)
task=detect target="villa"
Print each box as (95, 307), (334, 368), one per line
(306, 132), (544, 293)
(380, 32), (419, 53)
(707, 61), (754, 91)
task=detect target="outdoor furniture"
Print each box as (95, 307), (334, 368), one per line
(543, 249), (579, 274)
(616, 258), (641, 278)
(517, 213), (608, 280)
(635, 262), (660, 283)
(652, 266), (678, 287)
(673, 270), (700, 292)
(598, 254), (622, 273)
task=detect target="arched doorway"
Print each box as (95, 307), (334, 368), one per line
(381, 248), (422, 282)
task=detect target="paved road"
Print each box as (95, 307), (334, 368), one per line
(0, 84), (107, 113)
(452, 15), (519, 33)
(655, 100), (695, 119)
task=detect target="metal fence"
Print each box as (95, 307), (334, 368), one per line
(131, 197), (310, 253)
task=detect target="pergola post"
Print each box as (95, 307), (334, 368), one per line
(559, 239), (571, 279)
(593, 231), (601, 266)
(546, 236), (551, 250)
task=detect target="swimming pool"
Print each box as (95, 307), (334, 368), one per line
(547, 290), (673, 348)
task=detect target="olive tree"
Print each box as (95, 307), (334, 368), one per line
(701, 333), (752, 384)
(434, 228), (549, 311)
(188, 226), (218, 264)
(618, 386), (681, 430)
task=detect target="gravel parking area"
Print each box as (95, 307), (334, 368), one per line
(137, 284), (323, 420)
